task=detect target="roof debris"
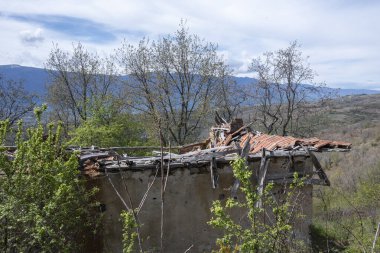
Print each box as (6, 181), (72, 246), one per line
(178, 118), (351, 154)
(0, 119), (351, 181)
(69, 119), (351, 177)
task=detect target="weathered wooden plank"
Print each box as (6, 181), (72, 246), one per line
(90, 149), (315, 172)
(302, 146), (331, 186)
(248, 150), (309, 158)
(210, 155), (218, 188)
(79, 152), (113, 163)
(256, 149), (269, 208)
(110, 146), (181, 150)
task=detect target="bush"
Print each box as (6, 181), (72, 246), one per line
(208, 157), (305, 252)
(68, 113), (158, 157)
(121, 210), (138, 253)
(0, 105), (98, 252)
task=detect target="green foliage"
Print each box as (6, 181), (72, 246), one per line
(208, 157), (305, 253)
(313, 178), (380, 252)
(313, 132), (380, 253)
(310, 223), (347, 252)
(0, 105), (98, 252)
(310, 95), (380, 252)
(312, 207), (380, 252)
(355, 179), (380, 207)
(68, 107), (155, 149)
(121, 210), (138, 253)
(67, 94), (158, 151)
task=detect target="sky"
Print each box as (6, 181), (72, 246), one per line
(0, 0), (379, 89)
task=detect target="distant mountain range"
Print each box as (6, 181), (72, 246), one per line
(1, 64), (379, 99)
(0, 65), (50, 96)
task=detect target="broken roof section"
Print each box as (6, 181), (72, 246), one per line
(200, 118), (351, 155)
(74, 119), (351, 178)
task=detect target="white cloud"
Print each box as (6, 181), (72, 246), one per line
(0, 0), (379, 89)
(19, 28), (44, 46)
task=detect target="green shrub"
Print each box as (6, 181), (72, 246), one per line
(208, 157), (305, 252)
(121, 210), (138, 253)
(0, 105), (98, 252)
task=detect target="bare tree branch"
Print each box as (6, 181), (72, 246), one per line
(118, 22), (241, 145)
(249, 41), (331, 137)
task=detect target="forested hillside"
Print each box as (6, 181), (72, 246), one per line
(1, 64), (379, 99)
(312, 94), (380, 252)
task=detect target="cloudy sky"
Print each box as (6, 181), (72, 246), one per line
(0, 0), (379, 89)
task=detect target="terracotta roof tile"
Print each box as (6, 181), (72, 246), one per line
(216, 129), (351, 154)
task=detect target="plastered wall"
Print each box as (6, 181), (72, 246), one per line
(90, 155), (313, 252)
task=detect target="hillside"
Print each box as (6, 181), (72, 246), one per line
(1, 65), (379, 99)
(0, 65), (50, 96)
(311, 94), (380, 252)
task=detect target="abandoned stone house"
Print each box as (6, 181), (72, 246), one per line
(77, 119), (351, 252)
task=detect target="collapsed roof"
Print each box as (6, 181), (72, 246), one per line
(73, 119), (351, 180)
(205, 118), (351, 154)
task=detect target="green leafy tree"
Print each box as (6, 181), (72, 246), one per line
(208, 158), (305, 252)
(0, 105), (98, 252)
(63, 88), (154, 149)
(68, 113), (149, 148)
(67, 96), (155, 149)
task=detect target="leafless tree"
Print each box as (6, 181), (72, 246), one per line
(0, 75), (36, 126)
(45, 42), (121, 128)
(249, 41), (330, 137)
(214, 65), (247, 122)
(118, 22), (238, 145)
